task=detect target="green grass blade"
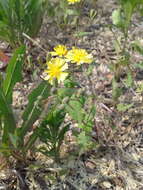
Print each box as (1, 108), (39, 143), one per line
(0, 87), (16, 144)
(2, 46), (25, 104)
(20, 81), (51, 141)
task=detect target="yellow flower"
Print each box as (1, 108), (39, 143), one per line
(50, 45), (68, 57)
(66, 47), (93, 65)
(44, 58), (68, 84)
(67, 0), (81, 4)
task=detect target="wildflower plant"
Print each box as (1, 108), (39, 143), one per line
(110, 0), (142, 102)
(36, 108), (69, 162)
(46, 0), (82, 27)
(0, 0), (47, 47)
(40, 44), (96, 155)
(0, 46), (52, 162)
(0, 43), (95, 163)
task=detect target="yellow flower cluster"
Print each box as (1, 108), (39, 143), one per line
(67, 0), (81, 4)
(44, 57), (68, 85)
(66, 47), (93, 65)
(50, 45), (68, 57)
(44, 44), (93, 85)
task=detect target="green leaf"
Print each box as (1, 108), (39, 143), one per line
(84, 105), (96, 126)
(117, 103), (133, 112)
(89, 9), (97, 20)
(134, 62), (143, 69)
(37, 124), (52, 144)
(58, 87), (75, 99)
(46, 108), (66, 129)
(23, 129), (38, 152)
(46, 1), (55, 17)
(120, 0), (138, 31)
(86, 64), (95, 76)
(77, 131), (91, 147)
(124, 71), (133, 87)
(0, 86), (16, 144)
(123, 1), (133, 25)
(59, 0), (68, 10)
(112, 9), (123, 27)
(57, 124), (69, 148)
(65, 9), (79, 16)
(2, 46), (25, 104)
(66, 94), (85, 123)
(0, 0), (47, 47)
(112, 78), (122, 101)
(113, 36), (121, 53)
(132, 42), (143, 55)
(64, 77), (79, 88)
(20, 81), (51, 141)
(37, 115), (69, 160)
(9, 133), (19, 148)
(25, 0), (46, 37)
(37, 107), (67, 145)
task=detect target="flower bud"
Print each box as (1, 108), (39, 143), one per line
(58, 104), (65, 110)
(37, 95), (42, 101)
(62, 97), (69, 104)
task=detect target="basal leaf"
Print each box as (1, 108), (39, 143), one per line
(20, 80), (51, 140)
(66, 94), (85, 123)
(0, 86), (16, 144)
(3, 46), (25, 104)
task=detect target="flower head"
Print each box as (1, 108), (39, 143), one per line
(50, 45), (68, 57)
(44, 57), (68, 84)
(67, 0), (81, 4)
(66, 47), (93, 65)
